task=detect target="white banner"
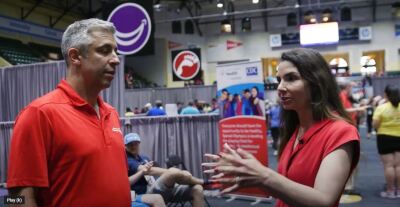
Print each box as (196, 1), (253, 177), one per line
(217, 61), (264, 92)
(216, 61), (269, 198)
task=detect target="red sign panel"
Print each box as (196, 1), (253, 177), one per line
(219, 116), (269, 197)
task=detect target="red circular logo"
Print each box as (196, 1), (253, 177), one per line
(173, 51), (200, 80)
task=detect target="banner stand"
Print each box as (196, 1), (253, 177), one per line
(216, 61), (270, 201)
(204, 190), (273, 205)
(224, 194), (272, 205)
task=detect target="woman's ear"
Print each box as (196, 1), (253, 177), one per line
(68, 48), (81, 66)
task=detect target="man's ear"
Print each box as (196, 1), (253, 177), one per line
(68, 48), (81, 66)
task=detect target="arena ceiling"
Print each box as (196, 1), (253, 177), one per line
(1, 0), (399, 28)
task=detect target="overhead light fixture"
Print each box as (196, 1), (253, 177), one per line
(304, 11), (317, 24)
(322, 9), (333, 22)
(252, 0), (259, 3)
(217, 0), (224, 8)
(221, 19), (232, 33)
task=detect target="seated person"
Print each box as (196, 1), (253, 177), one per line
(128, 161), (165, 207)
(147, 100), (166, 116)
(180, 102), (200, 115)
(124, 133), (206, 207)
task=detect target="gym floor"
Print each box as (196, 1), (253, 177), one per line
(204, 126), (399, 207)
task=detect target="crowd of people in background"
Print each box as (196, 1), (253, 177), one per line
(124, 98), (220, 117)
(121, 55), (400, 203)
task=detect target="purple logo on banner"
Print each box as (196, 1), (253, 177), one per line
(107, 3), (151, 55)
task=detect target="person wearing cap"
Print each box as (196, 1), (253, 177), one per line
(125, 133), (165, 206)
(7, 19), (130, 207)
(124, 133), (206, 207)
(147, 100), (166, 116)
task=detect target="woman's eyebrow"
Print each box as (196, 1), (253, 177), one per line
(283, 71), (300, 78)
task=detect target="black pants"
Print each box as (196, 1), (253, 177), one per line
(366, 114), (373, 133)
(271, 127), (279, 150)
(377, 134), (400, 154)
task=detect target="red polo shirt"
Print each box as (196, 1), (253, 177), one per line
(7, 80), (131, 207)
(276, 119), (360, 207)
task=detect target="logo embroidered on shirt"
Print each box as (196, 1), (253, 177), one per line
(112, 127), (123, 134)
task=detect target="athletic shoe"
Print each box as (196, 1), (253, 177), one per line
(380, 191), (396, 199)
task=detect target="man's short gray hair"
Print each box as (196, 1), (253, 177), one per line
(61, 18), (116, 65)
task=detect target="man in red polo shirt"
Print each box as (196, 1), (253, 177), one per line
(7, 18), (131, 207)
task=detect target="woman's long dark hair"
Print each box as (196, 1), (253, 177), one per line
(278, 48), (353, 157)
(385, 84), (400, 107)
(249, 87), (258, 102)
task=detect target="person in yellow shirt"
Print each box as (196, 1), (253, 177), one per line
(373, 84), (400, 198)
(125, 107), (135, 117)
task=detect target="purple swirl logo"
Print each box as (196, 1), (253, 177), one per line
(107, 3), (151, 55)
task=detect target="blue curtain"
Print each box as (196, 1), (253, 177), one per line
(0, 58), (125, 122)
(0, 115), (219, 183)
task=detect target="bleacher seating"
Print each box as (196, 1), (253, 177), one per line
(125, 67), (159, 89)
(0, 36), (43, 65)
(28, 42), (62, 60)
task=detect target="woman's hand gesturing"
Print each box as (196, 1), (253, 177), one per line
(202, 143), (271, 194)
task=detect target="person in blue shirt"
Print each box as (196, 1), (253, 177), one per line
(227, 94), (235, 117)
(125, 133), (208, 207)
(147, 100), (166, 116)
(125, 136), (166, 207)
(219, 89), (229, 118)
(241, 89), (253, 115)
(268, 102), (281, 156)
(180, 102), (200, 115)
(220, 89), (235, 118)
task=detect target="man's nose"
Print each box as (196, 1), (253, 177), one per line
(110, 50), (120, 66)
